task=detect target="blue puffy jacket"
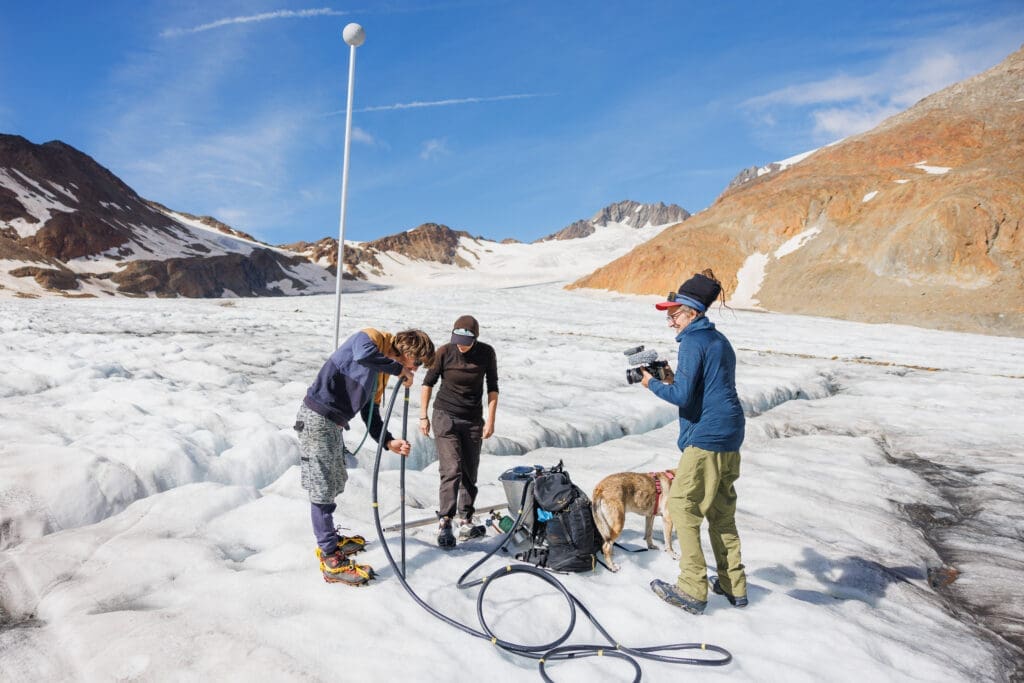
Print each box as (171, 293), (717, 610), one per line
(648, 316), (745, 452)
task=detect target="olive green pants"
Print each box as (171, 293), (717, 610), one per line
(668, 446), (747, 601)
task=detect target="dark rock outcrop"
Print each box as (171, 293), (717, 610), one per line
(364, 223), (474, 266)
(111, 248), (312, 297)
(542, 220), (595, 242)
(281, 223), (476, 280)
(9, 265), (80, 291)
(539, 200), (689, 242)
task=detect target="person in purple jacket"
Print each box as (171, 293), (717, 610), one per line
(641, 270), (748, 614)
(296, 328), (434, 584)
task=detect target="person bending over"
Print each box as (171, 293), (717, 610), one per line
(297, 328), (435, 584)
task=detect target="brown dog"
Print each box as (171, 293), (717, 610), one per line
(591, 470), (677, 572)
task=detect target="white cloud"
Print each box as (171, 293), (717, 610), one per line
(210, 207), (250, 225)
(350, 127), (376, 145)
(742, 20), (1024, 143)
(420, 138), (449, 160)
(745, 73), (877, 108)
(161, 8), (347, 38)
(891, 52), (964, 107)
(811, 104), (903, 139)
(351, 93), (547, 114)
(116, 112), (302, 202)
(89, 14), (352, 242)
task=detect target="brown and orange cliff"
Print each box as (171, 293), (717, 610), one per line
(572, 46), (1024, 336)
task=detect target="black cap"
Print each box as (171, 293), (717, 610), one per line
(451, 315), (479, 345)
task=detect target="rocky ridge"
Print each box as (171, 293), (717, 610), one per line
(538, 199), (689, 242)
(281, 201), (689, 281)
(0, 134), (333, 298)
(572, 46), (1024, 336)
(280, 222), (477, 280)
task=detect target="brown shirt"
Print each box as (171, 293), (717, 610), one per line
(423, 342), (498, 420)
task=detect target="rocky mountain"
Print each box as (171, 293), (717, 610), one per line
(0, 133), (692, 297)
(279, 201), (689, 285)
(0, 134), (333, 298)
(538, 199), (689, 241)
(280, 223), (477, 280)
(572, 46), (1024, 336)
(724, 149), (819, 193)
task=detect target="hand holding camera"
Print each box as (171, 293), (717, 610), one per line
(623, 345), (673, 385)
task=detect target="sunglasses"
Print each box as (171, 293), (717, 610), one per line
(665, 291), (687, 302)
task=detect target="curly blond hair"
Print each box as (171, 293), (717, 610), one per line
(394, 329), (436, 367)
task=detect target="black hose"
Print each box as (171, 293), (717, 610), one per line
(370, 381), (733, 681)
(400, 386), (409, 577)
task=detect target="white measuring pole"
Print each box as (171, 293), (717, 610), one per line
(333, 22), (366, 350)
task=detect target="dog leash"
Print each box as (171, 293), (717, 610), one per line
(650, 469), (675, 517)
(369, 382), (733, 681)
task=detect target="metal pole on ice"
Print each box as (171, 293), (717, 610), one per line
(332, 22), (365, 349)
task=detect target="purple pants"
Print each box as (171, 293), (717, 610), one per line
(311, 502), (339, 555)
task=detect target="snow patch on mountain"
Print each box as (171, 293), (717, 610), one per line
(0, 167), (76, 237)
(353, 220), (676, 287)
(730, 227), (824, 309)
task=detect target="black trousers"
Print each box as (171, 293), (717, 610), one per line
(433, 410), (484, 520)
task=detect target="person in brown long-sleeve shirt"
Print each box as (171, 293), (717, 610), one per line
(420, 315), (499, 549)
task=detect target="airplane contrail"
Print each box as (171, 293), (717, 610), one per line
(352, 93), (549, 113)
(162, 8), (347, 38)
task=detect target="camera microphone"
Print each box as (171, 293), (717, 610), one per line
(626, 349), (659, 366)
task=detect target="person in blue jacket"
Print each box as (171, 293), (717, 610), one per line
(641, 270), (748, 614)
(296, 328), (435, 585)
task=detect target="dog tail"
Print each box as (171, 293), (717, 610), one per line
(591, 496), (612, 541)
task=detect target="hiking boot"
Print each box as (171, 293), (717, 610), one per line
(318, 549), (374, 586)
(437, 517), (456, 550)
(457, 516), (486, 541)
(650, 579), (707, 615)
(710, 577), (748, 607)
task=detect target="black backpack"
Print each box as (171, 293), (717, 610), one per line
(517, 468), (601, 573)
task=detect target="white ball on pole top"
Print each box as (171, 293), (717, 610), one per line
(343, 23), (365, 47)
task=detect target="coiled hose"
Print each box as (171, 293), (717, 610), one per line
(369, 381), (732, 681)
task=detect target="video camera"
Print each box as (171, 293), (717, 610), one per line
(623, 345), (672, 385)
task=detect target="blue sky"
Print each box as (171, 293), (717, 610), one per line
(2, 1), (1023, 244)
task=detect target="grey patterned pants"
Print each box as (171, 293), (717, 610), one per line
(296, 404), (348, 505)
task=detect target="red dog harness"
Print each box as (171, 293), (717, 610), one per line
(650, 470), (675, 514)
